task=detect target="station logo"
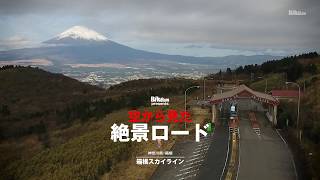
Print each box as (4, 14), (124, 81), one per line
(151, 96), (169, 106)
(288, 9), (306, 16)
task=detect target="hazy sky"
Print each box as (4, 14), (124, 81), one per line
(0, 0), (319, 57)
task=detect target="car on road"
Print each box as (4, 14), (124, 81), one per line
(230, 103), (237, 119)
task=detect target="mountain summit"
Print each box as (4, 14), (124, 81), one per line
(44, 26), (108, 44)
(0, 25), (281, 65)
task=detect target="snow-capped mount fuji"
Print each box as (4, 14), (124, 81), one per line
(45, 26), (108, 44)
(0, 25), (281, 66)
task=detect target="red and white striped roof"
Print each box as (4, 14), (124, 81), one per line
(210, 84), (279, 105)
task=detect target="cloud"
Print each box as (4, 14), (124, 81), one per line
(0, 36), (35, 50)
(0, 0), (319, 55)
(184, 44), (205, 49)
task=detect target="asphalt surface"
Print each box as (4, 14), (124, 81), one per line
(151, 105), (229, 180)
(196, 124), (229, 180)
(151, 134), (215, 180)
(151, 108), (296, 180)
(238, 111), (297, 180)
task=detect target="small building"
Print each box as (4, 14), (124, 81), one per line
(210, 84), (280, 125)
(271, 90), (302, 101)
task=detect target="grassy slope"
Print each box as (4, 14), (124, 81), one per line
(249, 73), (285, 92)
(0, 66), (205, 179)
(249, 56), (320, 92)
(3, 94), (204, 180)
(4, 109), (132, 180)
(0, 66), (106, 138)
(0, 66), (108, 175)
(0, 66), (104, 115)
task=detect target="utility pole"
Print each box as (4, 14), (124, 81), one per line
(286, 82), (301, 142)
(265, 79), (268, 93)
(185, 86), (200, 130)
(203, 77), (206, 100)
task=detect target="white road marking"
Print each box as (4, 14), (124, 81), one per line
(189, 153), (203, 158)
(236, 128), (241, 180)
(178, 173), (197, 180)
(276, 129), (298, 180)
(193, 148), (208, 154)
(186, 156), (206, 163)
(181, 162), (203, 169)
(176, 168), (199, 177)
(196, 144), (209, 148)
(183, 159), (204, 167)
(197, 142), (210, 147)
(195, 146), (209, 150)
(172, 121), (214, 180)
(179, 165), (199, 172)
(220, 127), (231, 180)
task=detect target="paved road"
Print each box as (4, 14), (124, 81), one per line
(196, 124), (229, 180)
(151, 105), (229, 180)
(152, 108), (296, 180)
(238, 111), (297, 180)
(151, 135), (215, 180)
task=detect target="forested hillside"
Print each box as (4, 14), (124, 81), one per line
(0, 66), (198, 179)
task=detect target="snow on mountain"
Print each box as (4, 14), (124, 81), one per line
(0, 25), (281, 67)
(54, 26), (108, 42)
